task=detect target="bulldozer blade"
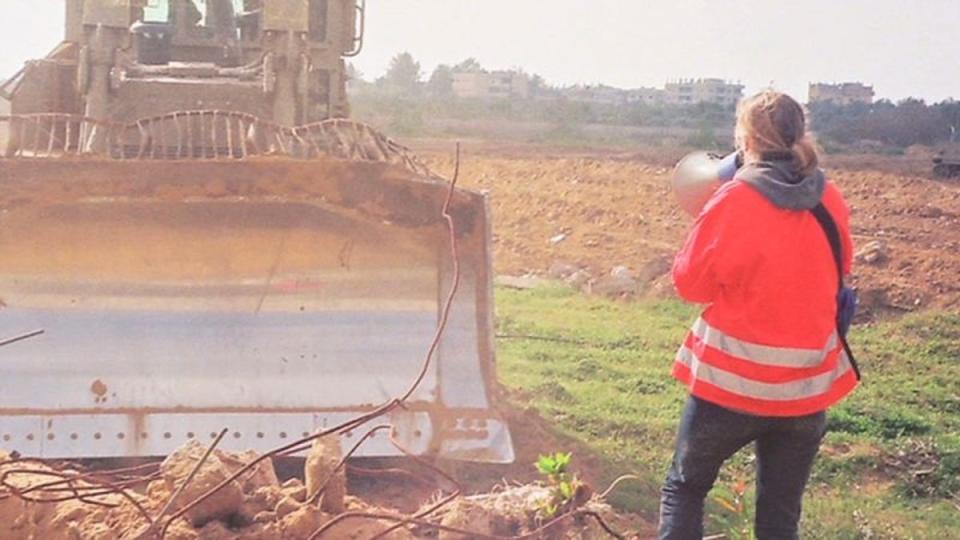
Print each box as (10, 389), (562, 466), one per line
(0, 158), (513, 463)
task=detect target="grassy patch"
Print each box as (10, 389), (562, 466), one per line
(495, 286), (960, 536)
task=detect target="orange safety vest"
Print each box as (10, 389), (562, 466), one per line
(672, 179), (858, 417)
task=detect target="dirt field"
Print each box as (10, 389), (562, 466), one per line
(419, 144), (960, 316)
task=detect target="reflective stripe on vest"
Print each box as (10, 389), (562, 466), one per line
(691, 317), (838, 369)
(676, 345), (853, 402)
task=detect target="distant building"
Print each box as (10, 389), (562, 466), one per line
(808, 82), (875, 105)
(664, 78), (744, 106)
(562, 84), (624, 105)
(452, 70), (530, 100)
(558, 85), (665, 106)
(625, 87), (665, 106)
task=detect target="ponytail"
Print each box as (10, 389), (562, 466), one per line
(792, 134), (820, 177)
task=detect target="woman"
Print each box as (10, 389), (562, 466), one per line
(658, 91), (858, 540)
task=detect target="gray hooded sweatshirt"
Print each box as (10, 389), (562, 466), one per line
(737, 159), (826, 210)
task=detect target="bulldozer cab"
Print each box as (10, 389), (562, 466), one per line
(142, 1), (236, 36)
(0, 1), (513, 464)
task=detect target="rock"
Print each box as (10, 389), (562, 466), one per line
(439, 500), (495, 539)
(548, 233), (569, 245)
(218, 450), (280, 494)
(236, 522), (282, 540)
(253, 511), (277, 524)
(343, 495), (366, 511)
(636, 256), (673, 285)
(437, 484), (565, 537)
(78, 523), (120, 540)
(48, 501), (90, 530)
(610, 265), (635, 280)
(159, 441), (245, 528)
(547, 261), (579, 280)
(917, 205), (944, 218)
(646, 273), (678, 299)
(565, 269), (592, 290)
(131, 521), (198, 540)
(280, 506), (327, 540)
(240, 486), (284, 523)
(274, 496), (300, 519)
(0, 496), (30, 538)
(280, 478), (307, 503)
(304, 436), (346, 514)
(146, 479), (171, 501)
(495, 275), (549, 290)
(855, 240), (888, 265)
(193, 521), (237, 540)
(587, 275), (638, 298)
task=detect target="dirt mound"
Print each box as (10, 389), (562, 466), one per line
(423, 151), (960, 313)
(0, 442), (627, 540)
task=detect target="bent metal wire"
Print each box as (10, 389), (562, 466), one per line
(0, 113), (432, 176)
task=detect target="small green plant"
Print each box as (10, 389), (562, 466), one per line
(535, 452), (584, 519)
(709, 478), (754, 540)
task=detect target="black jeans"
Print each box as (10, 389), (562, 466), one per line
(658, 396), (827, 540)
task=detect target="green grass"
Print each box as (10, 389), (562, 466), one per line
(495, 285), (960, 538)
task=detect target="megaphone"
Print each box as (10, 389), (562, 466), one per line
(672, 151), (743, 217)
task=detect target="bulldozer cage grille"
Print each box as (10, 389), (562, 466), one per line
(0, 112), (431, 176)
(0, 113), (514, 464)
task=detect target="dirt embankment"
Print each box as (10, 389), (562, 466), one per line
(422, 150), (960, 315)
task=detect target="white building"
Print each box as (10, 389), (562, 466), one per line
(562, 85), (624, 105)
(625, 87), (666, 106)
(808, 83), (875, 105)
(452, 70), (530, 100)
(664, 78), (744, 106)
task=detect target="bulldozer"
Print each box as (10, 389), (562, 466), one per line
(0, 0), (514, 464)
(933, 148), (960, 179)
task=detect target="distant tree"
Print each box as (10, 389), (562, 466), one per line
(454, 58), (484, 73)
(380, 52), (423, 96)
(427, 64), (455, 99)
(346, 63), (364, 82)
(529, 74), (546, 97)
(809, 97), (960, 149)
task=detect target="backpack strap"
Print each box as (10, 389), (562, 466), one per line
(810, 203), (862, 381)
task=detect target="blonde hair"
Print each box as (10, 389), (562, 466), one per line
(735, 90), (819, 177)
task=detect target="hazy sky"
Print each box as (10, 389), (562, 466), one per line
(1, 1), (956, 102)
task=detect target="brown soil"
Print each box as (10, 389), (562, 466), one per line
(420, 148), (960, 314)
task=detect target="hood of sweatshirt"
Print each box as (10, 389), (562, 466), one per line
(737, 160), (826, 210)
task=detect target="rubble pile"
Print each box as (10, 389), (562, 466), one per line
(0, 446), (618, 540)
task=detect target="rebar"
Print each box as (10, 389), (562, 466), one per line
(155, 428), (229, 538)
(0, 113), (434, 176)
(0, 330), (45, 348)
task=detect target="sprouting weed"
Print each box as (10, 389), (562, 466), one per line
(535, 452), (584, 519)
(709, 477), (754, 540)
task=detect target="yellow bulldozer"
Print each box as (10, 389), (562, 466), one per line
(0, 0), (513, 464)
